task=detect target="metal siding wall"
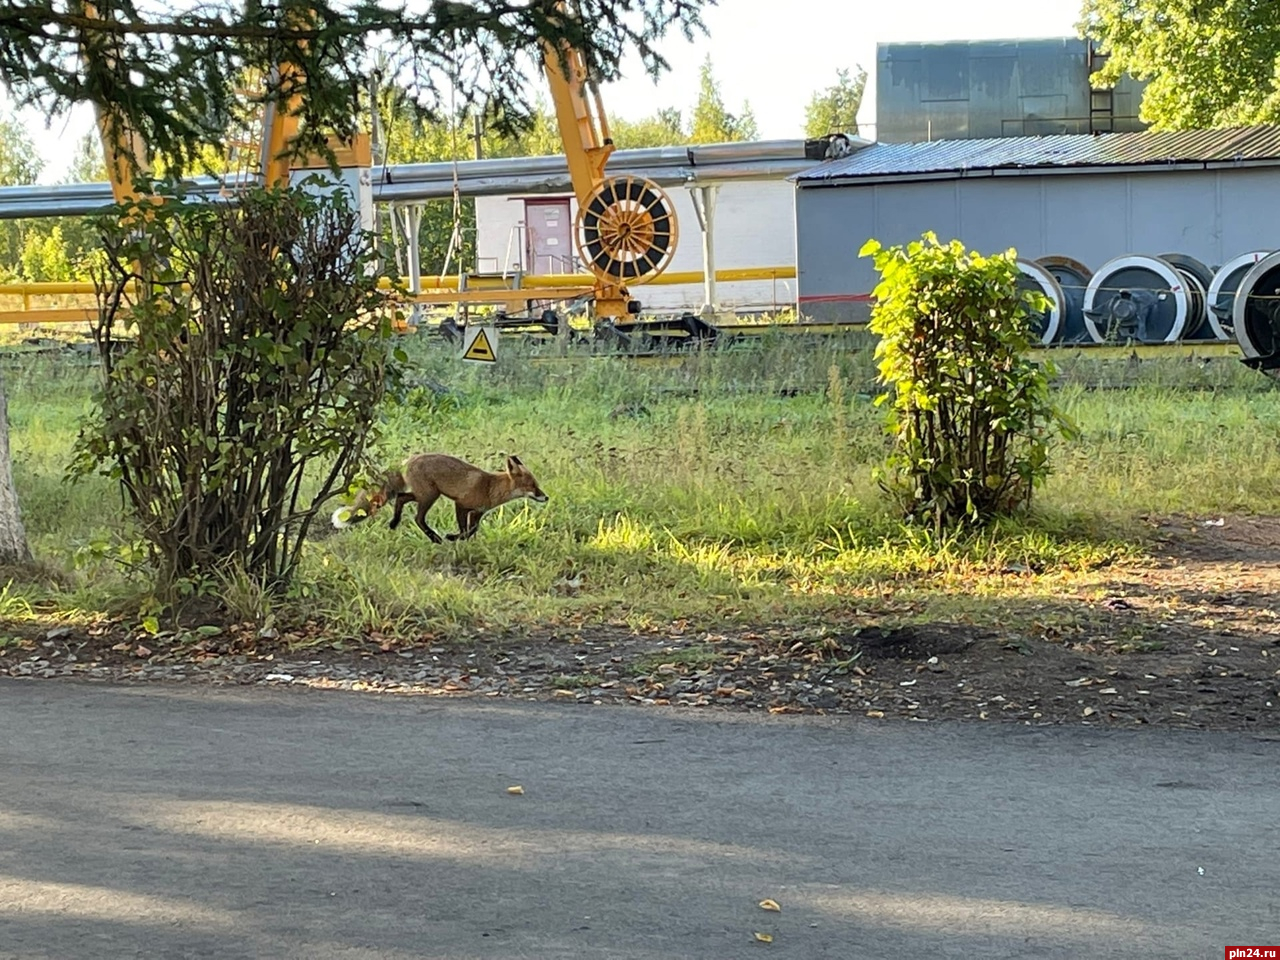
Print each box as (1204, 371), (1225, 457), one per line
(1218, 167), (1279, 259)
(796, 166), (1280, 320)
(634, 180), (797, 312)
(796, 180), (963, 322)
(795, 186), (877, 322)
(701, 179), (797, 311)
(956, 178), (1044, 257)
(881, 180), (961, 242)
(1041, 176), (1129, 266)
(1126, 174), (1220, 260)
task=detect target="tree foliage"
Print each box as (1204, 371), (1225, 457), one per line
(0, 0), (712, 178)
(0, 113), (43, 275)
(3, 0), (714, 594)
(0, 111), (43, 184)
(20, 223), (72, 281)
(0, 130), (108, 283)
(71, 183), (394, 590)
(609, 105), (684, 148)
(689, 54), (756, 143)
(1080, 0), (1280, 128)
(66, 129), (110, 183)
(805, 66), (865, 138)
(861, 233), (1072, 532)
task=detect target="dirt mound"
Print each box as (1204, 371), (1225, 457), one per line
(846, 626), (979, 661)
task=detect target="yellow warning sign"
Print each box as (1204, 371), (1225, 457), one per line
(461, 325), (498, 364)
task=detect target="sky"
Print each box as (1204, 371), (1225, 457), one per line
(11, 0), (1087, 184)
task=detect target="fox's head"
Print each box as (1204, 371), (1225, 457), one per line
(333, 489), (387, 529)
(506, 455), (548, 503)
(349, 488), (387, 522)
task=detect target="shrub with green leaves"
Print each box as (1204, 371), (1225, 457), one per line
(860, 232), (1072, 531)
(72, 181), (397, 591)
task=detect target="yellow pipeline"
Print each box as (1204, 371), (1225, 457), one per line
(0, 282), (98, 296)
(401, 266), (797, 292)
(0, 266), (799, 305)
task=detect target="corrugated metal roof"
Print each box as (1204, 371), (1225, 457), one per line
(791, 125), (1280, 184)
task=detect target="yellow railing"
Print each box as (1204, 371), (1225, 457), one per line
(0, 267), (800, 325)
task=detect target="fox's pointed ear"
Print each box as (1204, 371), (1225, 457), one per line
(506, 455), (523, 471)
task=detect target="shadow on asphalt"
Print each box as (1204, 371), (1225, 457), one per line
(0, 680), (1275, 959)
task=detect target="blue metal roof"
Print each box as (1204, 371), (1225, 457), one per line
(791, 125), (1280, 185)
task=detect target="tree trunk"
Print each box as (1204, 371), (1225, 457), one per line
(0, 380), (32, 564)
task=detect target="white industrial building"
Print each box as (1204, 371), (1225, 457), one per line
(467, 140), (839, 315)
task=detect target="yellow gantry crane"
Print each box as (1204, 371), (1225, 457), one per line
(540, 33), (679, 317)
(86, 4), (677, 320)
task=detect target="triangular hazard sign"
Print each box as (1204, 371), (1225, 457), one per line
(462, 326), (497, 363)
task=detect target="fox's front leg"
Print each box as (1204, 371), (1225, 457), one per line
(446, 506), (486, 541)
(445, 502), (470, 542)
(460, 509), (485, 540)
(465, 509), (487, 540)
(388, 492), (415, 530)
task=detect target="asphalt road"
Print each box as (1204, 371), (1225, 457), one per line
(0, 679), (1276, 959)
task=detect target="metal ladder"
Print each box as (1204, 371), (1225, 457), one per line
(1087, 41), (1115, 134)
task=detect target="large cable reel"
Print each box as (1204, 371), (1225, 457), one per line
(1082, 255), (1206, 343)
(1035, 256), (1093, 343)
(1015, 259), (1064, 345)
(1159, 253), (1218, 340)
(1208, 251), (1269, 342)
(575, 175), (678, 284)
(1231, 250), (1280, 364)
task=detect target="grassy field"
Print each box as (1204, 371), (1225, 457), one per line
(5, 330), (1279, 640)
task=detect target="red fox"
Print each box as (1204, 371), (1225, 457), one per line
(332, 453), (548, 542)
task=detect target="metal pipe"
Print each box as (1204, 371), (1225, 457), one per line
(0, 142), (821, 219)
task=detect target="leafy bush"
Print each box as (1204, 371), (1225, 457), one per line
(72, 181), (397, 591)
(861, 233), (1073, 531)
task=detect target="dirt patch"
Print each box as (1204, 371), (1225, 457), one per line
(4, 514), (1280, 732)
(1151, 513), (1280, 565)
(842, 625), (976, 662)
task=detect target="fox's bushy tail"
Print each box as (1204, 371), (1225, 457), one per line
(331, 468), (404, 529)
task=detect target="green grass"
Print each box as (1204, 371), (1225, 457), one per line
(4, 334), (1277, 639)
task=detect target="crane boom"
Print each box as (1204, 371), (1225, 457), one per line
(541, 40), (614, 208)
(85, 5), (674, 322)
(540, 26), (678, 319)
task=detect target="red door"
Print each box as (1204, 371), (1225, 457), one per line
(524, 198), (573, 275)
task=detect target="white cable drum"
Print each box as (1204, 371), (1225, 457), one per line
(1158, 253), (1215, 290)
(1082, 255), (1189, 344)
(1231, 250), (1280, 360)
(1180, 270), (1209, 339)
(1035, 256), (1092, 343)
(1015, 258), (1063, 345)
(1207, 251), (1270, 342)
(1159, 253), (1214, 339)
